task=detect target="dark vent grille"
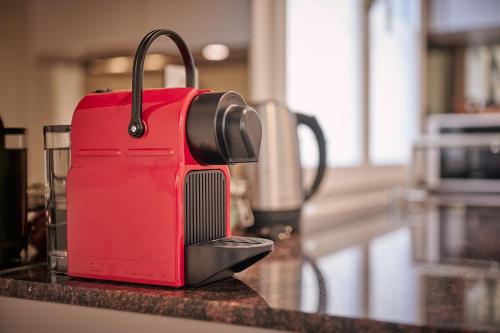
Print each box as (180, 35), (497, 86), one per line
(184, 170), (226, 245)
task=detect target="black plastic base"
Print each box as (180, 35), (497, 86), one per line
(185, 236), (273, 286)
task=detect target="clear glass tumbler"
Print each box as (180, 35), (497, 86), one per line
(44, 125), (70, 273)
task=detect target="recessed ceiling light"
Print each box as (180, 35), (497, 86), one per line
(202, 44), (230, 61)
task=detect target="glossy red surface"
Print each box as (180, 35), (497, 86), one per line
(67, 87), (230, 287)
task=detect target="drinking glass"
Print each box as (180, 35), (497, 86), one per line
(44, 125), (70, 273)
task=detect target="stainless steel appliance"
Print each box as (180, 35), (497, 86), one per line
(243, 101), (326, 230)
(424, 113), (500, 193)
(44, 125), (70, 274)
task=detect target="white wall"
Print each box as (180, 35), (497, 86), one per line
(249, 0), (286, 102)
(0, 0), (30, 127)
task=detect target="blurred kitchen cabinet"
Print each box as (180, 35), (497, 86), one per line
(429, 0), (500, 34)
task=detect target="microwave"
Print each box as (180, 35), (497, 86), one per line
(427, 113), (500, 193)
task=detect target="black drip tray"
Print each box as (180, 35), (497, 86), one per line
(185, 236), (273, 286)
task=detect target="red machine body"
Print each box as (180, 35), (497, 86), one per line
(67, 88), (230, 287)
(66, 29), (272, 287)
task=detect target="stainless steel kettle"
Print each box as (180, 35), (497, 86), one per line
(243, 101), (326, 231)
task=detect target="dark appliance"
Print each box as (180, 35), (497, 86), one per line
(0, 119), (27, 268)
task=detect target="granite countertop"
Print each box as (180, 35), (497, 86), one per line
(1, 202), (500, 332)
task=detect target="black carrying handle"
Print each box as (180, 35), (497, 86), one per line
(129, 29), (196, 138)
(295, 113), (327, 200)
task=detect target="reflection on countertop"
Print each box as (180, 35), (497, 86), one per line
(1, 201), (500, 332)
(240, 202), (500, 332)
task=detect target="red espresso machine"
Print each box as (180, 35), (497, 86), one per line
(67, 29), (273, 287)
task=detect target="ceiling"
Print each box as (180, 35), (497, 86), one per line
(27, 0), (251, 59)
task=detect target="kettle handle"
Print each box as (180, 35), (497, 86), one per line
(129, 29), (197, 138)
(0, 116), (4, 148)
(295, 113), (327, 200)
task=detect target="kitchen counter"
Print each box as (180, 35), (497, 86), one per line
(1, 201), (500, 332)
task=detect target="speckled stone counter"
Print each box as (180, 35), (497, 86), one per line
(1, 203), (500, 332)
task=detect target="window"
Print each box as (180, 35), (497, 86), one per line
(286, 0), (363, 167)
(369, 0), (421, 165)
(286, 0), (422, 168)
